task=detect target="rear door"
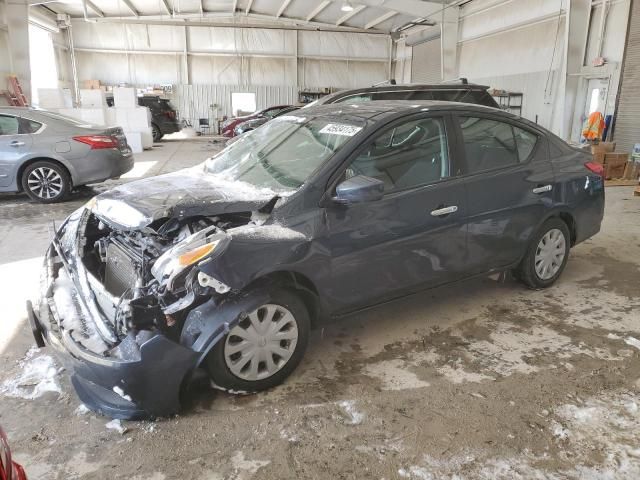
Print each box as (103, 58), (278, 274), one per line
(0, 114), (33, 188)
(454, 114), (554, 273)
(323, 114), (468, 313)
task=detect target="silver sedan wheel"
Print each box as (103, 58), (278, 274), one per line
(535, 228), (566, 280)
(224, 304), (299, 382)
(27, 167), (63, 199)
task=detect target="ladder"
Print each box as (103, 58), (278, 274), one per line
(6, 76), (28, 106)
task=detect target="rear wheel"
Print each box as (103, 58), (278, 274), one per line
(21, 161), (71, 203)
(514, 218), (570, 289)
(151, 124), (163, 142)
(206, 288), (310, 393)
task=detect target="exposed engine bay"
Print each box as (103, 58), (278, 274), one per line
(76, 210), (260, 347)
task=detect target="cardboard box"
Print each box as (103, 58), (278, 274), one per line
(591, 142), (616, 154)
(604, 152), (629, 164)
(82, 80), (101, 90)
(604, 159), (627, 179)
(593, 152), (606, 164)
(623, 161), (639, 180)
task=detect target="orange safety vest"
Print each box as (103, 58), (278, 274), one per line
(582, 112), (605, 141)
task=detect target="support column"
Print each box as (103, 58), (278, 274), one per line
(558, 0), (591, 140)
(6, 0), (31, 103)
(440, 3), (459, 81)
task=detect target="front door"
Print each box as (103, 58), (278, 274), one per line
(323, 114), (467, 314)
(0, 114), (32, 188)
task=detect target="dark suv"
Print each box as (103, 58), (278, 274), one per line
(305, 81), (500, 109)
(137, 96), (180, 141)
(106, 95), (180, 141)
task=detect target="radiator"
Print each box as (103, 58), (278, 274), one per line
(104, 240), (138, 297)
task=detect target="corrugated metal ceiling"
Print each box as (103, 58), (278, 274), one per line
(36, 0), (458, 33)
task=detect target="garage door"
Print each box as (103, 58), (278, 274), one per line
(411, 37), (442, 84)
(613, 0), (640, 153)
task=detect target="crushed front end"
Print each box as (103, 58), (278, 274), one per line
(29, 204), (268, 419)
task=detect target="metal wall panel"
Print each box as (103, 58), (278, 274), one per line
(173, 84), (298, 130)
(613, 0), (640, 153)
(411, 37), (441, 84)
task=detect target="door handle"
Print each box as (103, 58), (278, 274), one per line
(10, 141), (25, 147)
(532, 185), (553, 194)
(430, 205), (458, 217)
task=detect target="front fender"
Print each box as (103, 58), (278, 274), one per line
(198, 224), (313, 291)
(181, 289), (270, 366)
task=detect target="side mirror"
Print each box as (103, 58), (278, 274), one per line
(334, 175), (384, 205)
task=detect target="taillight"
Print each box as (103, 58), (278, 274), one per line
(73, 135), (118, 149)
(585, 161), (605, 178)
(164, 111), (176, 119)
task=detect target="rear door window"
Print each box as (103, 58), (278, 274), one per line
(0, 115), (19, 136)
(19, 118), (43, 134)
(458, 116), (520, 174)
(513, 127), (538, 161)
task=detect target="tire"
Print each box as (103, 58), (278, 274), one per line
(205, 287), (310, 393)
(21, 161), (71, 203)
(514, 218), (571, 289)
(151, 124), (163, 142)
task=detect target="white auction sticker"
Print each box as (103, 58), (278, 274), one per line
(319, 123), (363, 136)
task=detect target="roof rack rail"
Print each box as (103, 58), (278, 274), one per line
(371, 79), (397, 87)
(440, 78), (469, 85)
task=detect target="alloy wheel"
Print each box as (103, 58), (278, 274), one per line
(534, 228), (566, 280)
(27, 167), (63, 200)
(224, 304), (299, 381)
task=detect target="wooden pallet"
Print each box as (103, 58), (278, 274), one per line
(605, 179), (639, 187)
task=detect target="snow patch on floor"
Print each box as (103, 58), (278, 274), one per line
(338, 400), (365, 425)
(230, 451), (270, 478)
(462, 322), (622, 377)
(105, 419), (128, 435)
(0, 347), (61, 399)
(364, 358), (430, 391)
(553, 391), (640, 478)
(624, 337), (640, 351)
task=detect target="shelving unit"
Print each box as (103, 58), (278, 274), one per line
(491, 90), (523, 115)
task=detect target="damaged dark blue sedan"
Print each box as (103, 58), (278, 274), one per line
(28, 101), (604, 419)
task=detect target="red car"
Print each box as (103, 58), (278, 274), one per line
(0, 427), (27, 480)
(221, 105), (293, 137)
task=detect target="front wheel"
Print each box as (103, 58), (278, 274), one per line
(514, 218), (570, 289)
(205, 288), (310, 393)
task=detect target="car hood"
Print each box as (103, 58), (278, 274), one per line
(91, 167), (279, 230)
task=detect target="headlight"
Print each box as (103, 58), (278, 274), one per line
(151, 227), (226, 289)
(178, 241), (219, 266)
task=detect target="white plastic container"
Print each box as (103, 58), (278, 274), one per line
(80, 89), (107, 108)
(113, 87), (137, 108)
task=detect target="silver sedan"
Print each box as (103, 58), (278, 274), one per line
(0, 107), (134, 203)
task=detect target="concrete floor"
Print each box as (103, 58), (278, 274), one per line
(0, 139), (639, 479)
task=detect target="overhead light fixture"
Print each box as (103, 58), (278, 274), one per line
(341, 2), (355, 12)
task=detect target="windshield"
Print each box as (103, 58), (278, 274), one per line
(205, 115), (363, 192)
